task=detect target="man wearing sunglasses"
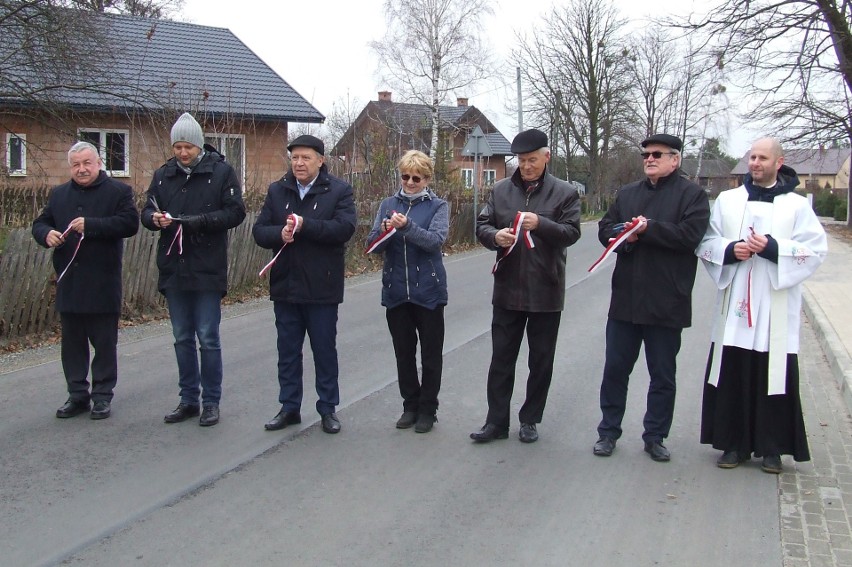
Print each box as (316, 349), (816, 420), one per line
(471, 128), (582, 444)
(592, 133), (710, 462)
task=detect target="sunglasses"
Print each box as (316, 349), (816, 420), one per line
(641, 151), (677, 160)
(401, 174), (424, 183)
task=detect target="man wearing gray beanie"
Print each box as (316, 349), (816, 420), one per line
(141, 112), (246, 427)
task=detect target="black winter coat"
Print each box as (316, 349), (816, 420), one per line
(598, 170), (710, 328)
(32, 172), (139, 314)
(476, 170), (581, 312)
(252, 164), (356, 304)
(141, 147), (246, 296)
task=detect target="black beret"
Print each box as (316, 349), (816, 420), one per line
(511, 128), (548, 154)
(287, 134), (324, 156)
(641, 134), (683, 152)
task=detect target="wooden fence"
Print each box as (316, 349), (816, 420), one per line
(0, 202), (478, 342)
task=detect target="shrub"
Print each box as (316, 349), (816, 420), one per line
(834, 200), (848, 222)
(813, 191), (842, 217)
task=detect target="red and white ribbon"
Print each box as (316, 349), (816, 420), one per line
(365, 225), (397, 254)
(587, 220), (643, 273)
(166, 217), (183, 256)
(259, 213), (301, 277)
(56, 224), (84, 283)
(491, 212), (535, 274)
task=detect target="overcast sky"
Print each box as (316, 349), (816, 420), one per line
(181, 0), (754, 156)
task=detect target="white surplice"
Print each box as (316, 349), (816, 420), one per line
(695, 187), (827, 394)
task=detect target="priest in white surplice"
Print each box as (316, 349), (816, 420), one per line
(696, 138), (827, 474)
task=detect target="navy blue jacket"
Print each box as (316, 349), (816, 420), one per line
(32, 171), (139, 314)
(252, 164), (356, 304)
(141, 146), (246, 296)
(366, 189), (448, 310)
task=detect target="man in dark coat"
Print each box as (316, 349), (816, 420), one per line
(592, 133), (710, 462)
(141, 113), (246, 427)
(470, 128), (582, 444)
(253, 134), (356, 435)
(32, 141), (139, 419)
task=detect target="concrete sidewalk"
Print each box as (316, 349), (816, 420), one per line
(803, 223), (852, 415)
(784, 222), (852, 567)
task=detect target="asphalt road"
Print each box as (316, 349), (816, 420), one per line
(0, 226), (782, 567)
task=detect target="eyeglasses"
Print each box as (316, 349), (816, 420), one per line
(401, 174), (423, 183)
(641, 151), (677, 160)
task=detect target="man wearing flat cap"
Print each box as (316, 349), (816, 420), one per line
(471, 128), (581, 444)
(253, 134), (356, 435)
(142, 112), (246, 427)
(591, 133), (709, 462)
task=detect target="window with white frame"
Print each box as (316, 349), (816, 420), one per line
(461, 168), (474, 188)
(204, 133), (245, 187)
(483, 169), (496, 186)
(5, 133), (26, 176)
(78, 129), (129, 176)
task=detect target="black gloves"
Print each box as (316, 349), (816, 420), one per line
(179, 214), (208, 233)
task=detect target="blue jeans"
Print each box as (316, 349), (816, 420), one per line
(165, 289), (223, 406)
(274, 301), (339, 416)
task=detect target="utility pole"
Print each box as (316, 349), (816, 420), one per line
(517, 67), (523, 133)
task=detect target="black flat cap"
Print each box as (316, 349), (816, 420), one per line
(288, 134), (324, 156)
(641, 134), (683, 152)
(511, 129), (548, 154)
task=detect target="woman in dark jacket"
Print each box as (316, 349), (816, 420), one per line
(366, 150), (449, 433)
(140, 113), (246, 427)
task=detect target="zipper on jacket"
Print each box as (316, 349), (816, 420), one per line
(403, 200), (414, 300)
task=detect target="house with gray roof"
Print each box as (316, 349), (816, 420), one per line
(731, 148), (850, 194)
(680, 158), (738, 195)
(331, 91), (512, 190)
(1, 9), (322, 194)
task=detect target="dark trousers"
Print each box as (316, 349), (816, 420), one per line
(60, 312), (120, 402)
(485, 306), (561, 429)
(597, 318), (682, 442)
(274, 301), (340, 416)
(386, 303), (444, 416)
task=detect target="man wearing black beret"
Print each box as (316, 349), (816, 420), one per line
(253, 134), (356, 435)
(471, 128), (582, 444)
(592, 133), (710, 462)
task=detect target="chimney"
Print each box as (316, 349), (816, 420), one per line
(378, 91), (392, 102)
(457, 97), (469, 107)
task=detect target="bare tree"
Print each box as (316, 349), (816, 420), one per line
(60, 0), (184, 18)
(370, 0), (494, 160)
(0, 1), (113, 139)
(674, 0), (852, 225)
(513, 0), (633, 204)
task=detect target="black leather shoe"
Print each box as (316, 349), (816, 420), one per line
(519, 423), (538, 443)
(321, 412), (341, 434)
(644, 440), (671, 462)
(396, 411), (417, 429)
(199, 405), (219, 427)
(164, 403), (200, 423)
(717, 450), (747, 469)
(56, 398), (90, 418)
(761, 454), (783, 474)
(470, 423), (509, 442)
(90, 400), (111, 420)
(414, 414), (436, 433)
(264, 409), (302, 431)
(593, 436), (616, 456)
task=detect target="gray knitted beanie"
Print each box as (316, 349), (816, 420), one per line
(170, 113), (204, 148)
